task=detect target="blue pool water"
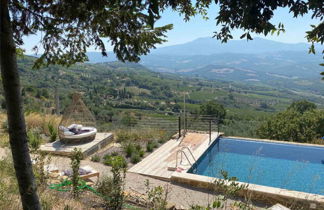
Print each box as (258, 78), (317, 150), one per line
(188, 137), (324, 195)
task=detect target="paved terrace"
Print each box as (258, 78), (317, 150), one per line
(40, 133), (113, 157)
(128, 131), (221, 180)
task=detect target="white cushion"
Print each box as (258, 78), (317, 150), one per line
(59, 126), (69, 132)
(63, 131), (75, 136)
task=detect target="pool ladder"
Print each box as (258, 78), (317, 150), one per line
(175, 146), (197, 168)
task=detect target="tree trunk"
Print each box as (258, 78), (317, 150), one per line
(0, 1), (41, 209)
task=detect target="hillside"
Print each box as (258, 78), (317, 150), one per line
(0, 55), (322, 137)
(84, 38), (324, 99)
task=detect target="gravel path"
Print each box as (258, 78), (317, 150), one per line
(50, 155), (266, 209)
(0, 147), (266, 209)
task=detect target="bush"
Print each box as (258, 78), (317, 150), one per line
(135, 144), (141, 151)
(123, 142), (135, 158)
(116, 131), (132, 142)
(146, 141), (157, 152)
(135, 144), (145, 157)
(111, 151), (119, 156)
(116, 131), (140, 143)
(97, 155), (126, 210)
(158, 138), (166, 144)
(121, 115), (137, 127)
(139, 150), (145, 157)
(70, 148), (83, 198)
(103, 155), (127, 168)
(33, 151), (51, 186)
(257, 108), (324, 143)
(25, 112), (61, 135)
(131, 152), (141, 164)
(145, 180), (169, 210)
(48, 122), (57, 142)
(91, 155), (101, 162)
(27, 129), (42, 152)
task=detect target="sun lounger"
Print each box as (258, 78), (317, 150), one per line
(79, 165), (99, 180)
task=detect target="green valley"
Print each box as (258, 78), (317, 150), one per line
(1, 55), (322, 138)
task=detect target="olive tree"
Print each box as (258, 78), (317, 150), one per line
(0, 1), (323, 209)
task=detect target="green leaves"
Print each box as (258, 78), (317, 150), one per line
(257, 100), (324, 143)
(239, 32), (253, 41)
(10, 1), (174, 68)
(200, 101), (226, 123)
(9, 0), (324, 78)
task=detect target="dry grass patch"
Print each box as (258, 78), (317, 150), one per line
(25, 112), (61, 135)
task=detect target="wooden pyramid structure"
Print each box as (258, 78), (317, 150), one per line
(59, 92), (96, 127)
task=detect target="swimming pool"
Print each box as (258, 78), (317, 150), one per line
(188, 137), (324, 195)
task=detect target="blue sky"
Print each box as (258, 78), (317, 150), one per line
(23, 5), (320, 54)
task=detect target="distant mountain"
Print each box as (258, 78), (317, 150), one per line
(149, 37), (315, 55)
(141, 51), (323, 77)
(85, 37), (318, 62)
(83, 38), (323, 97)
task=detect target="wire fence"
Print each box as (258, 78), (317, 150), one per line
(97, 114), (263, 139)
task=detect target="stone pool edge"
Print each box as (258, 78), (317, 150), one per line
(226, 136), (324, 148)
(171, 136), (324, 209)
(171, 172), (323, 209)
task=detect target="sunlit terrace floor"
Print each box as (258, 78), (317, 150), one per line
(128, 131), (221, 180)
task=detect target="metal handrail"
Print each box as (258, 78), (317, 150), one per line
(175, 146), (196, 168)
(175, 150), (192, 168)
(181, 146), (196, 163)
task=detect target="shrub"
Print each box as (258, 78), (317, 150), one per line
(97, 155), (126, 210)
(116, 131), (141, 143)
(25, 112), (61, 135)
(48, 122), (57, 142)
(146, 141), (157, 152)
(158, 138), (166, 144)
(131, 152), (141, 164)
(123, 142), (135, 158)
(135, 144), (141, 151)
(116, 131), (132, 142)
(121, 114), (137, 127)
(91, 155), (101, 162)
(27, 129), (42, 152)
(111, 151), (119, 156)
(33, 151), (51, 187)
(139, 150), (145, 157)
(70, 148), (83, 198)
(145, 180), (169, 210)
(135, 144), (145, 157)
(103, 155), (127, 168)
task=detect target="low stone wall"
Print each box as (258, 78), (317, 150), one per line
(40, 133), (114, 158)
(171, 172), (324, 209)
(83, 133), (113, 157)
